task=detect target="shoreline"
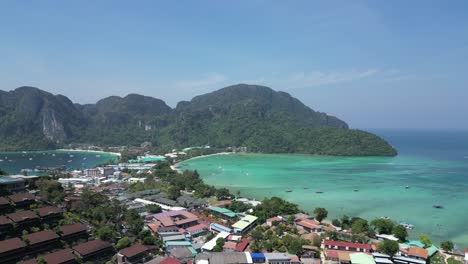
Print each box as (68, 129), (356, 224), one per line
(56, 149), (121, 157)
(173, 152), (233, 171)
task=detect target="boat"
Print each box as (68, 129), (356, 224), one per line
(29, 158), (33, 161)
(0, 160), (3, 162)
(96, 155), (101, 157)
(316, 190), (323, 194)
(405, 185), (410, 189)
(354, 189), (359, 192)
(303, 187), (309, 189)
(380, 216), (391, 220)
(433, 205), (444, 209)
(286, 189), (293, 192)
(399, 222), (415, 230)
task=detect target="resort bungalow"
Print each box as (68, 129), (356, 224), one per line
(8, 192), (35, 207)
(324, 240), (373, 253)
(22, 249), (77, 264)
(6, 210), (40, 227)
(36, 206), (63, 221)
(23, 229), (60, 254)
(59, 223), (88, 241)
(295, 218), (323, 233)
(0, 215), (13, 233)
(117, 243), (149, 264)
(72, 239), (113, 261)
(0, 197), (11, 213)
(0, 176), (26, 193)
(208, 206), (237, 220)
(0, 237), (26, 263)
(232, 214), (258, 234)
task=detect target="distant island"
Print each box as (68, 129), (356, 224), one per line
(0, 84), (397, 156)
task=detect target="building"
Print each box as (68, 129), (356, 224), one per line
(8, 192), (35, 207)
(165, 241), (193, 251)
(6, 210), (40, 226)
(169, 247), (197, 263)
(195, 252), (253, 264)
(22, 249), (77, 264)
(0, 237), (26, 263)
(0, 176), (26, 193)
(84, 168), (101, 178)
(23, 229), (60, 254)
(465, 248), (468, 264)
(59, 223), (88, 241)
(295, 218), (323, 233)
(186, 223), (209, 238)
(202, 231), (230, 252)
(210, 223), (232, 233)
(58, 178), (92, 188)
(324, 240), (372, 253)
(264, 252), (297, 264)
(406, 247), (428, 261)
(159, 257), (182, 264)
(350, 253), (376, 264)
(250, 253), (266, 263)
(235, 238), (250, 252)
(376, 234), (399, 241)
(0, 197), (11, 213)
(393, 256), (426, 264)
(232, 215), (258, 234)
(266, 216), (283, 226)
(0, 215), (13, 232)
(118, 243), (149, 264)
(36, 206), (63, 221)
(208, 206), (237, 220)
(72, 239), (113, 260)
(146, 210), (199, 233)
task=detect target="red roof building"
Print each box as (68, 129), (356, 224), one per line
(160, 257), (182, 264)
(59, 223), (88, 241)
(295, 218), (323, 233)
(22, 249), (77, 264)
(186, 223), (208, 237)
(235, 238), (251, 252)
(8, 193), (36, 207)
(0, 237), (26, 263)
(117, 243), (149, 264)
(23, 229), (60, 254)
(266, 216), (283, 226)
(72, 239), (113, 260)
(36, 206), (63, 220)
(6, 210), (40, 226)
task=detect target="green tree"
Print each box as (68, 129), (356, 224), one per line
(332, 219), (341, 227)
(392, 225), (408, 242)
(116, 237), (131, 249)
(143, 236), (155, 245)
(371, 218), (395, 234)
(440, 241), (454, 252)
(36, 256), (46, 264)
(215, 188), (231, 200)
(419, 234), (432, 247)
(377, 240), (399, 256)
(124, 209), (144, 235)
(167, 186), (181, 200)
(95, 226), (117, 241)
(145, 204), (162, 213)
(351, 219), (369, 234)
(288, 238), (304, 255)
(447, 257), (463, 264)
(313, 208), (328, 223)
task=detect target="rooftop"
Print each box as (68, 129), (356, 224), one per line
(350, 253), (376, 264)
(170, 247), (195, 259)
(208, 206), (237, 218)
(8, 192), (35, 203)
(160, 257), (182, 264)
(72, 239), (112, 256)
(0, 176), (24, 184)
(0, 197), (10, 206)
(23, 229), (59, 245)
(0, 237), (26, 254)
(186, 223), (208, 232)
(232, 214), (258, 230)
(408, 247), (428, 259)
(324, 240), (372, 250)
(6, 210), (39, 222)
(119, 243), (148, 258)
(59, 222), (87, 236)
(36, 206), (63, 217)
(0, 215), (13, 226)
(235, 238), (250, 252)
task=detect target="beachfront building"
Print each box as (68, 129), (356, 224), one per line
(324, 240), (373, 253)
(295, 218), (323, 233)
(208, 206), (237, 220)
(232, 214), (258, 234)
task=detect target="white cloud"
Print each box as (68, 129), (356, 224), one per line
(173, 73), (228, 91)
(284, 69), (379, 88)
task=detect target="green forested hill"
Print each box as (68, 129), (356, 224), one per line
(0, 84), (397, 156)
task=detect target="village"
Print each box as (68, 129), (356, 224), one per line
(0, 149), (467, 264)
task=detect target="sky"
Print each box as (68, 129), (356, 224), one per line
(0, 1), (467, 129)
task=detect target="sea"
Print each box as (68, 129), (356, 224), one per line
(177, 129), (468, 246)
(0, 150), (118, 175)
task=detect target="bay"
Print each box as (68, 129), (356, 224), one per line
(177, 129), (468, 246)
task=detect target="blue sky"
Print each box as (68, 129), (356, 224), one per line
(0, 1), (467, 129)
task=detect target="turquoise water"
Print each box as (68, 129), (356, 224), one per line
(178, 129), (468, 246)
(0, 150), (118, 174)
